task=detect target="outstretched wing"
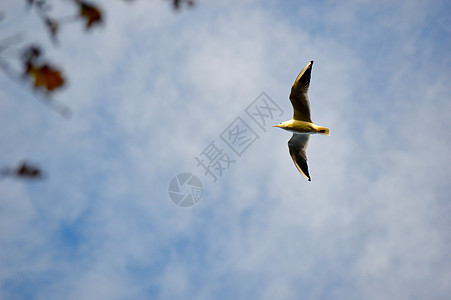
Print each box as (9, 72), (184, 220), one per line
(288, 133), (311, 181)
(289, 60), (313, 122)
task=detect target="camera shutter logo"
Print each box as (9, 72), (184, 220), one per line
(168, 173), (203, 207)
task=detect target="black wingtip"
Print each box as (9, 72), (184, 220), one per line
(310, 60), (314, 65)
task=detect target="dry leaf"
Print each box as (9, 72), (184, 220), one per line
(16, 162), (44, 179)
(25, 63), (65, 92)
(78, 1), (102, 29)
(0, 162), (45, 180)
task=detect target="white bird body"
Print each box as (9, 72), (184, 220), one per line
(276, 120), (330, 135)
(274, 60), (330, 181)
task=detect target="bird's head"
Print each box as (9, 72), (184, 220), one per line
(273, 122), (286, 128)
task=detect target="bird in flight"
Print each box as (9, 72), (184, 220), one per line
(274, 61), (330, 181)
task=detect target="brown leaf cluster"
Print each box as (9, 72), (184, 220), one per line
(76, 0), (103, 29)
(22, 46), (65, 93)
(1, 161), (45, 180)
(1, 0), (196, 179)
(26, 63), (64, 92)
(27, 0), (103, 42)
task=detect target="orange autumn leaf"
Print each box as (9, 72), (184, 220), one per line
(78, 1), (102, 29)
(26, 63), (65, 92)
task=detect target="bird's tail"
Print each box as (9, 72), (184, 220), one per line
(317, 126), (330, 136)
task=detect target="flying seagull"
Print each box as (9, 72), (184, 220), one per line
(274, 60), (330, 181)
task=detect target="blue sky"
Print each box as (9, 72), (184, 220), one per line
(1, 0), (450, 299)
